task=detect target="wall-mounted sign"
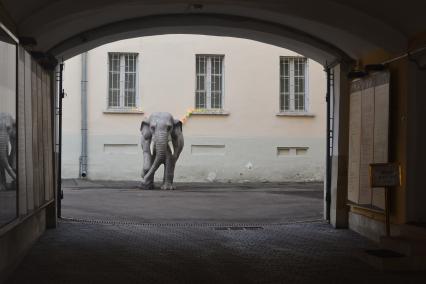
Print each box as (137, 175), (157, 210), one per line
(369, 163), (401, 187)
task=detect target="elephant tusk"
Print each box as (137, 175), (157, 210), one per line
(168, 140), (174, 155)
(150, 141), (154, 156)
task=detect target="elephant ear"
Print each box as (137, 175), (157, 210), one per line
(140, 120), (152, 153)
(171, 119), (184, 159)
(140, 120), (150, 136)
(172, 119), (182, 135)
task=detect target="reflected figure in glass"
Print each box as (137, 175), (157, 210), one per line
(0, 112), (16, 191)
(0, 37), (17, 226)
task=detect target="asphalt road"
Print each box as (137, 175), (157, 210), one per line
(62, 180), (324, 224)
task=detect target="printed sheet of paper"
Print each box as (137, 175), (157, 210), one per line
(359, 86), (375, 205)
(372, 80), (390, 209)
(348, 90), (362, 203)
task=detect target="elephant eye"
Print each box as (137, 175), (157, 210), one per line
(167, 125), (172, 131)
(150, 126), (155, 131)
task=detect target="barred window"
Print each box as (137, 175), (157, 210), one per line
(280, 57), (308, 112)
(108, 53), (138, 108)
(196, 55), (224, 109)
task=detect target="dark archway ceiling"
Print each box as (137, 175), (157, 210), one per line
(1, 0), (425, 65)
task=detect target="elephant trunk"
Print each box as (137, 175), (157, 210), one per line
(9, 139), (16, 170)
(143, 131), (168, 183)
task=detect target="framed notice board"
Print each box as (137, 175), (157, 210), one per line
(347, 71), (390, 210)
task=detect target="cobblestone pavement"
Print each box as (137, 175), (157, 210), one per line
(7, 182), (426, 283)
(7, 220), (426, 284)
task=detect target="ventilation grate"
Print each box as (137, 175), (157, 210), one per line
(214, 226), (263, 231)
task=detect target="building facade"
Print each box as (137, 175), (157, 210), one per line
(62, 35), (326, 182)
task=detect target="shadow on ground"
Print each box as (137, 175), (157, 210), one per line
(8, 221), (426, 284)
(9, 181), (424, 283)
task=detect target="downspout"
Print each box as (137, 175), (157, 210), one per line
(79, 52), (88, 178)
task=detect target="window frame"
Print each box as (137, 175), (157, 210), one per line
(195, 54), (225, 110)
(0, 25), (19, 228)
(279, 56), (309, 113)
(106, 52), (140, 111)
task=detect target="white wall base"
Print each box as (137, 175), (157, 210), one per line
(349, 211), (385, 242)
(63, 135), (325, 182)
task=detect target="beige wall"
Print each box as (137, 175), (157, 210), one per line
(63, 35), (326, 182)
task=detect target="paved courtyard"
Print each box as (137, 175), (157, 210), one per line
(7, 181), (426, 283)
(61, 180), (324, 224)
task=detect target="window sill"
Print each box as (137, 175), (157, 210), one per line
(103, 109), (144, 114)
(276, 112), (315, 117)
(191, 109), (230, 116)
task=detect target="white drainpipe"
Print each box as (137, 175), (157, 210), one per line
(79, 52), (88, 178)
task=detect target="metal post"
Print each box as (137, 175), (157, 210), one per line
(385, 187), (391, 236)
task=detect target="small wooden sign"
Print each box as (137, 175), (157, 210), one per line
(369, 163), (401, 187)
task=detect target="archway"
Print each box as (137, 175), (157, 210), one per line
(59, 34), (328, 225)
(1, 0), (426, 280)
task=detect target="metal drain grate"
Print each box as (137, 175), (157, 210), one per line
(214, 226), (264, 231)
(60, 216), (323, 228)
(365, 249), (405, 258)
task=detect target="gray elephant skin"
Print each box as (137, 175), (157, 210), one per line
(0, 112), (16, 191)
(140, 112), (184, 190)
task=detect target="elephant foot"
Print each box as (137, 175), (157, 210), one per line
(161, 183), (175, 190)
(140, 181), (154, 190)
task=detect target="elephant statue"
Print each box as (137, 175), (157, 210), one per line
(140, 112), (184, 190)
(0, 112), (16, 191)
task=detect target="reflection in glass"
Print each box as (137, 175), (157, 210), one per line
(0, 39), (17, 226)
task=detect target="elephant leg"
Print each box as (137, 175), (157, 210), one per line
(161, 158), (176, 190)
(162, 165), (166, 186)
(0, 168), (6, 191)
(141, 152), (155, 190)
(0, 154), (15, 181)
(142, 175), (154, 190)
(4, 163), (16, 181)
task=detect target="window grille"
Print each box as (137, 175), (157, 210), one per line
(280, 57), (308, 112)
(196, 55), (224, 109)
(108, 53), (138, 109)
